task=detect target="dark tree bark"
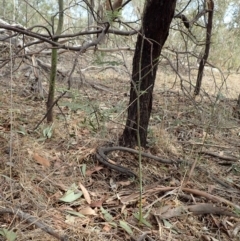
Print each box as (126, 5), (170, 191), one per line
(120, 0), (177, 147)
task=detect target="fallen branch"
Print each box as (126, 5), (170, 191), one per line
(119, 186), (240, 211)
(0, 208), (68, 241)
(199, 150), (239, 162)
(154, 203), (238, 219)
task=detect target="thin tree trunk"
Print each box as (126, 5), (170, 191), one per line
(120, 0), (177, 147)
(46, 0), (64, 122)
(194, 0), (214, 95)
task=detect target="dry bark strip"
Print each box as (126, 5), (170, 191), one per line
(188, 203), (237, 216)
(182, 188), (240, 210)
(154, 203), (238, 219)
(199, 150), (239, 162)
(0, 208), (68, 241)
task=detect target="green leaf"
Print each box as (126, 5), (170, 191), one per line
(59, 184), (82, 203)
(60, 102), (84, 111)
(133, 212), (152, 228)
(81, 164), (86, 177)
(100, 207), (113, 222)
(109, 222), (117, 228)
(163, 219), (172, 228)
(162, 219), (179, 234)
(59, 189), (82, 202)
(233, 208), (240, 216)
(65, 210), (85, 218)
(43, 123), (54, 139)
(0, 228), (17, 241)
(37, 137), (47, 142)
(119, 220), (133, 235)
(155, 116), (162, 122)
(17, 126), (27, 135)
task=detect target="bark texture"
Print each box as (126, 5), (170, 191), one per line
(120, 0), (177, 147)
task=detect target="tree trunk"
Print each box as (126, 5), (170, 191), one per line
(46, 0), (64, 122)
(120, 0), (177, 147)
(194, 0), (214, 95)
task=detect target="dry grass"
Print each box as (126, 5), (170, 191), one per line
(0, 52), (240, 241)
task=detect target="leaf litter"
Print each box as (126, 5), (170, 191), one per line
(0, 52), (240, 241)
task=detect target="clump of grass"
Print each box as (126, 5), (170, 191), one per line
(149, 125), (182, 157)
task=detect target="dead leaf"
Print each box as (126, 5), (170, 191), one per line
(78, 206), (97, 216)
(27, 149), (33, 155)
(137, 198), (147, 207)
(65, 214), (76, 224)
(154, 206), (186, 219)
(79, 182), (91, 204)
(33, 153), (50, 167)
(202, 131), (207, 139)
(232, 222), (240, 237)
(120, 192), (139, 205)
(86, 166), (103, 176)
(49, 191), (62, 201)
(90, 200), (104, 208)
(81, 129), (90, 135)
(117, 181), (132, 186)
(103, 224), (112, 232)
(208, 185), (216, 193)
(77, 148), (96, 162)
(53, 161), (63, 169)
(110, 178), (117, 190)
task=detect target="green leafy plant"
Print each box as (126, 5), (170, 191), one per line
(100, 207), (136, 234)
(43, 123), (54, 139)
(119, 220), (133, 235)
(133, 212), (152, 228)
(0, 228), (17, 241)
(105, 9), (122, 23)
(17, 125), (27, 135)
(100, 207), (117, 227)
(101, 207), (113, 222)
(59, 183), (82, 203)
(81, 164), (87, 177)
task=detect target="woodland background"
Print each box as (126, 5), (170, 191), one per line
(0, 0), (240, 241)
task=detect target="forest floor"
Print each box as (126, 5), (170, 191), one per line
(0, 51), (240, 241)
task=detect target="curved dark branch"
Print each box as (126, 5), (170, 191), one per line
(27, 25), (53, 39)
(122, 0), (132, 8)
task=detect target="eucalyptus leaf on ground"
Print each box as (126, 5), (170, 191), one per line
(101, 206), (114, 222)
(66, 210), (85, 218)
(81, 164), (86, 177)
(59, 184), (83, 203)
(0, 228), (17, 241)
(119, 220), (133, 235)
(133, 212), (152, 227)
(59, 189), (82, 202)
